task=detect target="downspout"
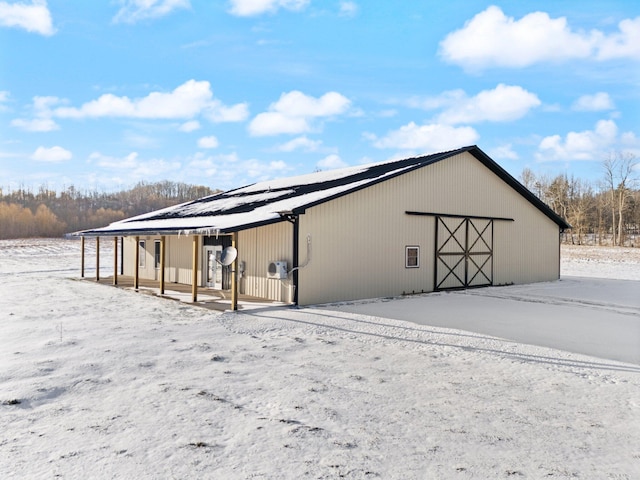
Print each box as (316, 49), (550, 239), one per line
(280, 213), (301, 305)
(558, 228), (563, 280)
(292, 217), (299, 305)
(280, 212), (310, 306)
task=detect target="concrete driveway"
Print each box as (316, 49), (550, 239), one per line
(322, 276), (640, 365)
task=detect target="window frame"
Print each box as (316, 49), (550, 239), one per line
(405, 245), (420, 268)
(138, 240), (146, 268)
(154, 240), (161, 269)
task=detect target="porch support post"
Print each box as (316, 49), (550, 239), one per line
(95, 237), (100, 282)
(80, 236), (85, 278)
(191, 235), (199, 303)
(159, 235), (166, 295)
(231, 231), (238, 311)
(134, 236), (140, 290)
(113, 237), (118, 286)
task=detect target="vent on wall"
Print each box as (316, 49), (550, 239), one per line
(267, 261), (288, 279)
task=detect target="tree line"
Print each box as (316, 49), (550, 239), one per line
(0, 181), (218, 239)
(520, 152), (639, 247)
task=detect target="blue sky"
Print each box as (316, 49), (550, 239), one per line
(1, 0), (638, 193)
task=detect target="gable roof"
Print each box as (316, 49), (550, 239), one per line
(76, 145), (570, 237)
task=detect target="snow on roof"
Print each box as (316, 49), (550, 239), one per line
(76, 146), (570, 236)
(78, 149), (450, 236)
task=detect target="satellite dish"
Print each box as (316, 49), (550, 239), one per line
(219, 246), (237, 266)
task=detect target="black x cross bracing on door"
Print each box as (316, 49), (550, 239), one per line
(435, 216), (493, 290)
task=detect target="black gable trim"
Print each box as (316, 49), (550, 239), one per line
(465, 147), (571, 230)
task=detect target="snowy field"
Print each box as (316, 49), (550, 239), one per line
(1, 239), (639, 479)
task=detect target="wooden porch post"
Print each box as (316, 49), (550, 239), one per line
(113, 237), (118, 286)
(231, 231), (238, 311)
(80, 236), (85, 278)
(191, 235), (199, 303)
(95, 237), (100, 282)
(159, 235), (166, 295)
(134, 236), (140, 290)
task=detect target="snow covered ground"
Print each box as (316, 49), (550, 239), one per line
(1, 239), (639, 479)
(561, 244), (640, 281)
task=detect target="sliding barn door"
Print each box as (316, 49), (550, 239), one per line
(435, 216), (493, 290)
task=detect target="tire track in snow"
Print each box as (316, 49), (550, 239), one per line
(466, 290), (640, 318)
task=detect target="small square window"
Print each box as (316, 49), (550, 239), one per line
(406, 246), (419, 268)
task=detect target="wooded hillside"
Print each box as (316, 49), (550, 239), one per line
(0, 181), (219, 239)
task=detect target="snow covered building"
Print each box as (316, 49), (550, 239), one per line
(77, 145), (570, 308)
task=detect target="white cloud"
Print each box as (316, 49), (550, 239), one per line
(88, 151), (181, 180)
(276, 135), (321, 152)
(403, 85), (540, 125)
(179, 120), (201, 132)
(187, 152), (239, 177)
(369, 122), (479, 152)
(0, 90), (8, 102)
(439, 6), (595, 69)
(339, 1), (358, 17)
(31, 145), (72, 162)
(270, 90), (350, 117)
(0, 0), (55, 36)
(113, 0), (190, 24)
(11, 95), (62, 131)
(572, 92), (615, 111)
(249, 90), (351, 136)
(186, 152), (290, 187)
(204, 101), (249, 123)
(244, 159), (288, 179)
(317, 154), (347, 170)
(436, 84), (540, 124)
(197, 135), (219, 149)
(439, 6), (640, 70)
(488, 144), (519, 160)
(228, 0), (309, 17)
(597, 17), (640, 60)
(11, 117), (59, 131)
(249, 112), (309, 136)
(52, 80), (248, 123)
(536, 120), (620, 161)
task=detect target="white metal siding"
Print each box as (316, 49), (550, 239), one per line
(297, 152), (560, 305)
(238, 222), (294, 302)
(123, 235), (201, 285)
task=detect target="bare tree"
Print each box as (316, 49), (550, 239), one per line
(602, 151), (638, 246)
(519, 167), (537, 192)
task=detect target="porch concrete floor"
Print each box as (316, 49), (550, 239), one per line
(83, 275), (288, 312)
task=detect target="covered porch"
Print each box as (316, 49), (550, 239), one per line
(82, 274), (287, 312)
(78, 231), (293, 311)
